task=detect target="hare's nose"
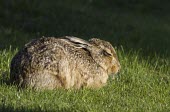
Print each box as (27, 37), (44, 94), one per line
(116, 63), (121, 73)
(117, 62), (121, 69)
(117, 68), (121, 73)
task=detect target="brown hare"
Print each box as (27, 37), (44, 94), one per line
(10, 36), (121, 90)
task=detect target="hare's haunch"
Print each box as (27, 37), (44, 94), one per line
(10, 36), (121, 89)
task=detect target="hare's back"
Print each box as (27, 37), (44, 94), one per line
(10, 37), (66, 79)
(25, 37), (64, 65)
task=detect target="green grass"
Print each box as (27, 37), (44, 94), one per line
(0, 0), (170, 111)
(0, 48), (169, 112)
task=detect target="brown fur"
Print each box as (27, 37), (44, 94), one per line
(10, 36), (121, 90)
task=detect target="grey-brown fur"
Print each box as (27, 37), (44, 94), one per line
(10, 36), (121, 90)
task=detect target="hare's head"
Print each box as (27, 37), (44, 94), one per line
(88, 38), (121, 76)
(64, 36), (121, 77)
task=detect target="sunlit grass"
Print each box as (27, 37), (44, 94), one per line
(0, 47), (169, 112)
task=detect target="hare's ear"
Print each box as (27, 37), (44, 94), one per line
(63, 36), (101, 56)
(64, 36), (92, 48)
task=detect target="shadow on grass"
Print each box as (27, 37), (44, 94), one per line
(0, 105), (75, 112)
(0, 0), (169, 57)
(0, 71), (10, 86)
(0, 100), (86, 112)
(0, 105), (22, 112)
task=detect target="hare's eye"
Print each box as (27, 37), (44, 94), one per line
(102, 50), (112, 56)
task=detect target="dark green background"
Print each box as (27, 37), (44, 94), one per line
(0, 0), (169, 56)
